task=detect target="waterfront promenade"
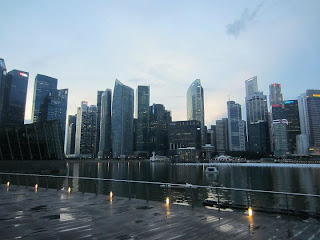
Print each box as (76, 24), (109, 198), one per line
(1, 185), (320, 239)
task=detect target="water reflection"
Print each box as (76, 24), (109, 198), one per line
(65, 161), (320, 213)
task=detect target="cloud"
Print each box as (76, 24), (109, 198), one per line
(226, 2), (264, 38)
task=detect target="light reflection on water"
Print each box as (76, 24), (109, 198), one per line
(66, 161), (320, 213)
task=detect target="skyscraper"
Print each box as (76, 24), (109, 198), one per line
(38, 89), (68, 142)
(269, 83), (283, 106)
(0, 70), (29, 127)
(136, 86), (150, 156)
(0, 59), (7, 127)
(112, 79), (134, 158)
(298, 90), (320, 155)
(283, 100), (300, 153)
(32, 74), (57, 123)
(149, 104), (171, 156)
(227, 101), (246, 152)
(98, 89), (112, 158)
(245, 77), (270, 153)
(216, 118), (229, 155)
(95, 91), (104, 156)
(187, 79), (205, 146)
(75, 102), (97, 155)
(66, 115), (77, 155)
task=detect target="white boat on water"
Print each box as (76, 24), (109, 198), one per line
(150, 151), (169, 161)
(205, 166), (219, 173)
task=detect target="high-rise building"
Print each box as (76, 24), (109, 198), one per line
(32, 74), (58, 123)
(283, 100), (300, 153)
(298, 90), (320, 155)
(216, 118), (229, 155)
(210, 125), (217, 151)
(111, 79), (134, 158)
(75, 102), (97, 156)
(245, 76), (258, 98)
(38, 89), (68, 142)
(187, 79), (205, 146)
(0, 70), (29, 127)
(136, 86), (150, 156)
(66, 115), (77, 155)
(269, 83), (283, 106)
(95, 91), (104, 156)
(98, 89), (112, 158)
(168, 120), (201, 155)
(227, 101), (246, 152)
(0, 59), (6, 86)
(248, 121), (270, 153)
(245, 77), (270, 153)
(0, 59), (6, 124)
(149, 104), (171, 156)
(272, 119), (288, 157)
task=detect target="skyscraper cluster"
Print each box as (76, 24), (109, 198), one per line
(1, 56), (320, 159)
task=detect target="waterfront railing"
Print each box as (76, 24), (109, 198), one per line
(0, 172), (319, 218)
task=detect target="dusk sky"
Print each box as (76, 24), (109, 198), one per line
(1, 0), (320, 125)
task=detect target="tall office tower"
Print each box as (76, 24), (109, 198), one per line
(187, 79), (205, 146)
(95, 91), (104, 156)
(0, 59), (6, 85)
(38, 89), (68, 142)
(272, 119), (288, 157)
(75, 102), (97, 155)
(269, 83), (283, 106)
(111, 79), (134, 158)
(32, 74), (58, 123)
(298, 90), (320, 155)
(66, 115), (77, 155)
(270, 104), (287, 157)
(245, 77), (270, 153)
(149, 104), (171, 156)
(216, 118), (229, 155)
(98, 89), (112, 158)
(0, 70), (29, 128)
(245, 76), (258, 98)
(283, 100), (300, 153)
(227, 101), (246, 152)
(210, 125), (217, 151)
(136, 86), (150, 156)
(0, 59), (6, 124)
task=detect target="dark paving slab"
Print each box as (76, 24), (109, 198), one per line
(0, 185), (319, 240)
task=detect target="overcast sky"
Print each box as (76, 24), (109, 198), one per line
(1, 0), (320, 125)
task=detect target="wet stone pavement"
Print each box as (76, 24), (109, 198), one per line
(0, 185), (320, 239)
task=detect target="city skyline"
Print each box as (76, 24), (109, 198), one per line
(1, 1), (319, 125)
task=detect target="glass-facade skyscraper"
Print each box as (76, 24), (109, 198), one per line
(136, 86), (150, 155)
(245, 77), (270, 153)
(149, 104), (171, 156)
(112, 79), (134, 158)
(298, 89), (320, 155)
(32, 74), (57, 123)
(38, 89), (68, 143)
(269, 83), (283, 106)
(98, 89), (112, 158)
(227, 101), (246, 152)
(66, 115), (77, 155)
(95, 91), (104, 156)
(75, 102), (97, 156)
(0, 70), (29, 127)
(187, 79), (205, 146)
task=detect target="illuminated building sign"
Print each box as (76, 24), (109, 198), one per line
(313, 94), (320, 97)
(19, 72), (28, 78)
(284, 101), (294, 104)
